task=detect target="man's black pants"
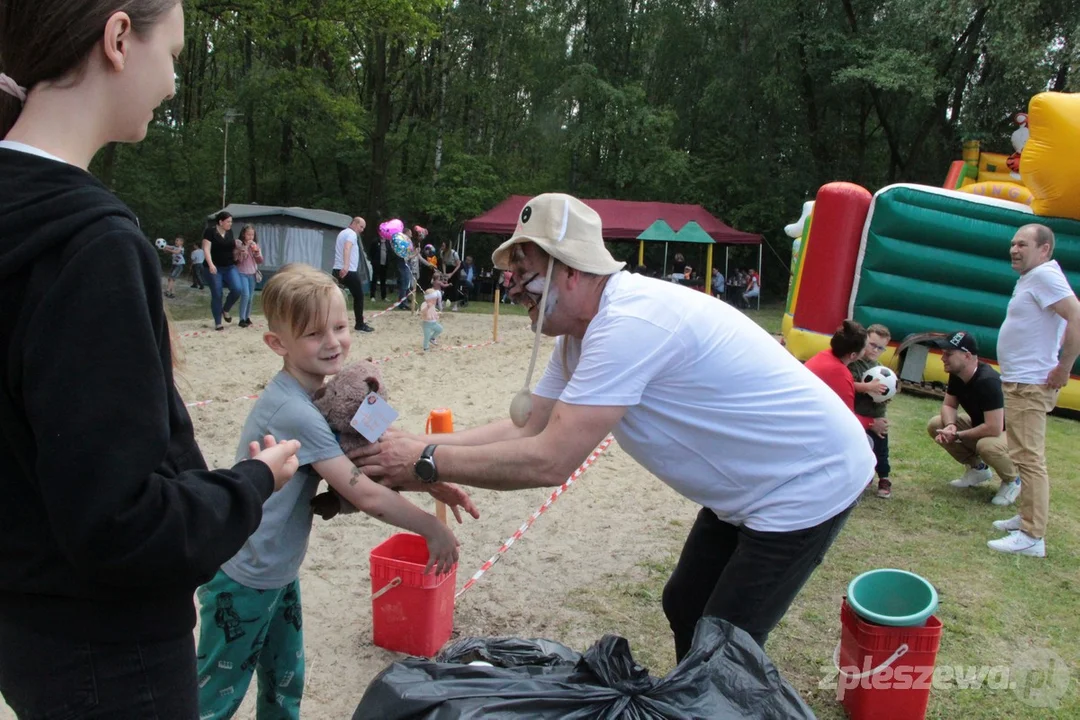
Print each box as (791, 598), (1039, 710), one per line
(337, 270), (366, 327)
(662, 502), (855, 661)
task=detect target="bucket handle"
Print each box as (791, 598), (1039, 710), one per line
(833, 642), (909, 681)
(371, 576), (402, 601)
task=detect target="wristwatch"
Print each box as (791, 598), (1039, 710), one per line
(414, 444), (439, 484)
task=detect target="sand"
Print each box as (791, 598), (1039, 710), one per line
(0, 306), (698, 719)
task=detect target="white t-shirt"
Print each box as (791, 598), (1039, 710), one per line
(533, 271), (874, 532)
(997, 260), (1074, 384)
(0, 140), (68, 164)
(333, 227), (359, 272)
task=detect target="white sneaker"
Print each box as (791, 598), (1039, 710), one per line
(992, 515), (1022, 532)
(991, 479), (1021, 506)
(949, 465), (993, 488)
(988, 531), (1045, 557)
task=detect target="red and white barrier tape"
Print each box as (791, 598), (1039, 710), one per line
(455, 435), (615, 600)
(366, 295), (411, 320)
(184, 340), (499, 408)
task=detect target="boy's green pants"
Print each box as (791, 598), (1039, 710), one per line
(195, 569), (305, 719)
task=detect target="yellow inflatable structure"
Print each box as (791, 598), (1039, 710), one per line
(957, 180), (1033, 205)
(1022, 92), (1080, 221)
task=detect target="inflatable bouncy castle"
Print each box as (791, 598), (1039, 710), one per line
(783, 92), (1080, 411)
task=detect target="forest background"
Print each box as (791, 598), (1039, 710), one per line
(96, 0), (1079, 289)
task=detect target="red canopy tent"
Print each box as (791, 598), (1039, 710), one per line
(462, 195), (761, 243)
(461, 195), (763, 301)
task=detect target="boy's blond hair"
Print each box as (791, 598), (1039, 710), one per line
(262, 264), (343, 337)
(866, 323), (891, 340)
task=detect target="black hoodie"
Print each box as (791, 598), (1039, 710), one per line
(0, 147), (274, 642)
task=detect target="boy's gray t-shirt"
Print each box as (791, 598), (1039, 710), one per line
(221, 371), (343, 589)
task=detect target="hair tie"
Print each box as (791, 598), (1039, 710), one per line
(0, 73), (27, 103)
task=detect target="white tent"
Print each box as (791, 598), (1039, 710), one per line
(208, 204), (353, 275)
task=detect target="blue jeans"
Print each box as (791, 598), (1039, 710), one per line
(867, 430), (891, 478)
(0, 618), (198, 719)
(239, 273), (257, 321)
(397, 259), (413, 300)
(209, 265), (243, 326)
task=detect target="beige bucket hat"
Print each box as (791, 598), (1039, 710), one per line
(491, 193), (626, 274)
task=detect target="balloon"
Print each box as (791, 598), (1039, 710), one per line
(391, 232), (413, 260)
(379, 219), (404, 240)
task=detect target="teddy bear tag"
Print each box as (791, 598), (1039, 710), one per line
(349, 392), (399, 443)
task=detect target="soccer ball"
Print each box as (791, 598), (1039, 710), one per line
(862, 365), (898, 403)
(155, 238), (167, 250)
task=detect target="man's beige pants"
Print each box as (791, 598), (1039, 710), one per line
(1003, 383), (1058, 540)
(926, 414), (1016, 483)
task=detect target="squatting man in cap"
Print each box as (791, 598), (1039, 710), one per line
(925, 331), (1020, 506)
(353, 193), (876, 658)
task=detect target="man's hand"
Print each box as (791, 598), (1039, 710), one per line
(426, 483), (480, 524)
(249, 435), (302, 491)
(935, 425), (958, 445)
(350, 430), (427, 488)
(208, 263), (218, 275)
(1047, 363), (1070, 390)
(870, 417), (889, 437)
(338, 268), (348, 279)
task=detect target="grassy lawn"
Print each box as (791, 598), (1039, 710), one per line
(568, 303), (1080, 718)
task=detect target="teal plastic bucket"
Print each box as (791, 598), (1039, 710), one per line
(847, 569), (938, 627)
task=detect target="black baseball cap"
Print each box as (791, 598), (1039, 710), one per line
(930, 331), (978, 354)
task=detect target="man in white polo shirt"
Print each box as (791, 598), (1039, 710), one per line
(333, 216), (374, 333)
(352, 193), (874, 657)
(990, 224), (1080, 557)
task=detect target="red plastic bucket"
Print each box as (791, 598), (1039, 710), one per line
(836, 597), (943, 720)
(370, 533), (456, 657)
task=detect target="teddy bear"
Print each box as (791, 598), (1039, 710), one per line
(309, 360), (480, 524)
(309, 359), (388, 519)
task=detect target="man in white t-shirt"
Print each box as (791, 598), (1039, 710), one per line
(333, 216), (374, 333)
(989, 224), (1080, 557)
(352, 193), (875, 657)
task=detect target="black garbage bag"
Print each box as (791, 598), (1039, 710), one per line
(353, 617), (816, 719)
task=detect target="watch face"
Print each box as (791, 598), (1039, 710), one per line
(415, 459), (436, 482)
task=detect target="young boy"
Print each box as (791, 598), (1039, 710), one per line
(420, 288), (443, 351)
(851, 323), (894, 498)
(163, 235), (185, 298)
(195, 263), (477, 719)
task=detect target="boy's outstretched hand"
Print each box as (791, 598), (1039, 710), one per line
(427, 482), (480, 524)
(424, 521), (460, 576)
(249, 435), (302, 492)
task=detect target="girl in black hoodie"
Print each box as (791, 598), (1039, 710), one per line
(0, 2), (301, 717)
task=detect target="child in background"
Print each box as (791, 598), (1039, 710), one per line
(163, 235), (185, 298)
(431, 271), (454, 310)
(421, 288), (444, 351)
(851, 323), (895, 498)
(195, 264), (476, 719)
